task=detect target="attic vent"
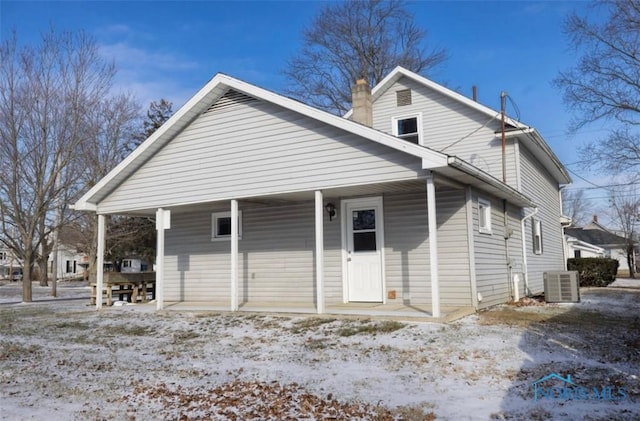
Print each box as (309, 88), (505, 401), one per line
(543, 271), (580, 303)
(396, 89), (412, 106)
(204, 90), (257, 114)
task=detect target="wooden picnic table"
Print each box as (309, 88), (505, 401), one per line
(90, 272), (156, 306)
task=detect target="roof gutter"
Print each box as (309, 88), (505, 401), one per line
(447, 157), (535, 207)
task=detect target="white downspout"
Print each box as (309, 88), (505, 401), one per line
(521, 207), (539, 296)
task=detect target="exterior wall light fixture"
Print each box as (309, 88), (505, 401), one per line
(325, 203), (337, 221)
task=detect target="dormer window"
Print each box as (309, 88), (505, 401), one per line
(392, 113), (422, 144)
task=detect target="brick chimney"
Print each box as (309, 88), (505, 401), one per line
(593, 214), (598, 223)
(351, 79), (372, 127)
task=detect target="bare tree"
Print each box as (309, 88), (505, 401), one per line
(284, 0), (447, 115)
(73, 99), (171, 278)
(0, 29), (134, 302)
(608, 187), (640, 278)
(562, 188), (592, 227)
(555, 0), (640, 175)
(73, 93), (140, 281)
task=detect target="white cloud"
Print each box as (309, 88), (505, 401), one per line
(97, 40), (203, 108)
(99, 42), (198, 72)
(101, 24), (133, 37)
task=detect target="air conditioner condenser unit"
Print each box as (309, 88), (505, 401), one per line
(543, 271), (580, 303)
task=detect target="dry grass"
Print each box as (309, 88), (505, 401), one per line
(337, 320), (405, 337)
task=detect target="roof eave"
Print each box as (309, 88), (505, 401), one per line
(505, 128), (572, 185)
(447, 156), (535, 207)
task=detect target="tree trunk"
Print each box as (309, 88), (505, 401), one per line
(38, 254), (49, 287)
(21, 250), (33, 302)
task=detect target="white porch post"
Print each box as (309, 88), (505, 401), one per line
(426, 173), (441, 318)
(230, 199), (239, 311)
(95, 214), (106, 310)
(155, 208), (170, 310)
(315, 190), (325, 314)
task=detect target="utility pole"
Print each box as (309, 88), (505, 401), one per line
(501, 91), (507, 184)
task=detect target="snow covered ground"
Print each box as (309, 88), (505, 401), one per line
(0, 280), (638, 420)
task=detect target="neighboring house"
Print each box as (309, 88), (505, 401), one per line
(49, 244), (87, 280)
(121, 257), (150, 273)
(565, 216), (638, 273)
(0, 246), (22, 279)
(564, 235), (605, 259)
(48, 226), (89, 281)
(73, 67), (571, 316)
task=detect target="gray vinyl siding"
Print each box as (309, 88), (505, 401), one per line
(164, 210), (231, 302)
(164, 200), (343, 304)
(382, 188), (471, 307)
(471, 191), (524, 309)
(383, 191), (430, 304)
(519, 146), (565, 294)
(435, 187), (472, 306)
(371, 76), (518, 187)
(163, 189), (473, 308)
(98, 95), (423, 213)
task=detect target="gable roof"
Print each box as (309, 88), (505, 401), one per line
(565, 227), (628, 247)
(345, 66), (571, 185)
(74, 73), (451, 211)
(74, 72), (535, 212)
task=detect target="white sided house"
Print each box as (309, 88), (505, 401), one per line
(74, 67), (571, 318)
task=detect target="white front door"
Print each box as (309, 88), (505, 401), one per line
(344, 197), (384, 302)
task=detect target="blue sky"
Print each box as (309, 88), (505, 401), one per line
(1, 1), (613, 214)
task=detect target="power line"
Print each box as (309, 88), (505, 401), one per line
(441, 112), (500, 152)
(580, 193), (640, 200)
(564, 159), (593, 167)
(543, 128), (609, 139)
(565, 167), (612, 190)
(505, 95), (521, 122)
(564, 182), (640, 190)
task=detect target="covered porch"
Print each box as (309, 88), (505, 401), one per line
(93, 177), (458, 318)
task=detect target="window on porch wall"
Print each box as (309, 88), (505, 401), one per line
(211, 211), (243, 241)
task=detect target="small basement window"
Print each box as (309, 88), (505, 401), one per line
(478, 197), (492, 234)
(212, 211), (243, 241)
(392, 114), (422, 144)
